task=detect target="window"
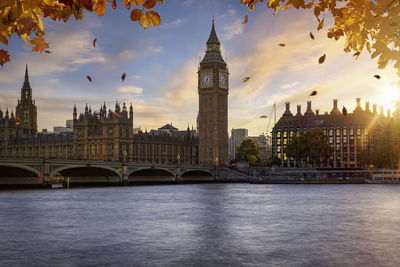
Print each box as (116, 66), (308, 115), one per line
(283, 131), (287, 138)
(290, 131), (293, 137)
(277, 132), (281, 138)
(336, 137), (340, 143)
(329, 130), (334, 136)
(350, 129), (354, 135)
(277, 146), (281, 152)
(329, 137), (334, 143)
(283, 139), (287, 145)
(277, 139), (281, 145)
(343, 130), (347, 136)
(357, 129), (361, 135)
(336, 130), (341, 136)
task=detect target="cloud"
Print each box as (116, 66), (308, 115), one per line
(0, 30), (105, 83)
(222, 18), (244, 41)
(117, 86), (143, 94)
(280, 81), (300, 89)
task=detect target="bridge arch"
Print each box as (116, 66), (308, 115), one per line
(128, 168), (176, 182)
(0, 163), (40, 185)
(50, 165), (121, 184)
(0, 163), (40, 177)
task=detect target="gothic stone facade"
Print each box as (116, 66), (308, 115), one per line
(198, 21), (229, 165)
(0, 67), (198, 165)
(272, 98), (393, 168)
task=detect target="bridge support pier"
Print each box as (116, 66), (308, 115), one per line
(43, 161), (50, 184)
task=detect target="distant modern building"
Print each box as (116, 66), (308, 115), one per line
(272, 99), (394, 168)
(53, 120), (73, 134)
(229, 128), (248, 160)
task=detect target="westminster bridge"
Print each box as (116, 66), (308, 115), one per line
(0, 158), (225, 186)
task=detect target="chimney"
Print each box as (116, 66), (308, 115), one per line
(380, 106), (384, 115)
(307, 101), (312, 111)
(365, 101), (370, 112)
(373, 104), (377, 113)
(387, 109), (391, 117)
(333, 99), (338, 109)
(283, 102), (292, 116)
(356, 98), (361, 107)
(296, 105), (301, 116)
(316, 109), (319, 115)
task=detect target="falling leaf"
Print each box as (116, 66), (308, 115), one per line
(146, 10), (161, 26)
(44, 50), (52, 53)
(30, 36), (49, 53)
(112, 0), (117, 9)
(93, 0), (107, 16)
(242, 77), (250, 82)
(130, 9), (142, 21)
(242, 15), (248, 24)
(0, 49), (10, 66)
(143, 0), (156, 9)
(374, 75), (381, 79)
(318, 54), (326, 64)
(353, 51), (360, 57)
(309, 90), (317, 96)
(121, 72), (126, 82)
(317, 18), (324, 30)
(93, 38), (97, 48)
(279, 43), (285, 47)
(310, 32), (314, 40)
(87, 75), (92, 82)
(342, 106), (347, 116)
(260, 115), (268, 119)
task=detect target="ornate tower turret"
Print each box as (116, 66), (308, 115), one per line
(198, 20), (229, 165)
(129, 103), (134, 120)
(73, 104), (77, 120)
(15, 65), (37, 134)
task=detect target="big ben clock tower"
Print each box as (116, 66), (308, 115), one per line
(16, 65), (37, 134)
(198, 20), (229, 165)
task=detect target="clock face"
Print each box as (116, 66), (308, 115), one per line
(219, 73), (227, 86)
(201, 73), (212, 86)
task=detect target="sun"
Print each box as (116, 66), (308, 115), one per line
(382, 85), (400, 111)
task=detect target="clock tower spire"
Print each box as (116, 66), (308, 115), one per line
(198, 20), (229, 165)
(16, 65), (37, 134)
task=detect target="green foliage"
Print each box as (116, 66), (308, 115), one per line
(236, 139), (259, 166)
(267, 155), (281, 166)
(284, 127), (332, 167)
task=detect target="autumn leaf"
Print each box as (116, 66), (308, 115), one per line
(30, 36), (49, 53)
(374, 75), (381, 80)
(317, 18), (324, 30)
(353, 51), (360, 57)
(121, 72), (126, 82)
(279, 43), (285, 47)
(242, 77), (250, 82)
(139, 13), (150, 28)
(143, 0), (156, 9)
(260, 115), (268, 118)
(93, 38), (97, 48)
(93, 0), (107, 16)
(342, 106), (347, 116)
(146, 11), (161, 26)
(87, 75), (92, 82)
(130, 9), (142, 22)
(112, 0), (117, 9)
(132, 0), (146, 6)
(310, 32), (314, 40)
(318, 54), (326, 64)
(17, 17), (35, 35)
(0, 49), (10, 66)
(44, 50), (52, 53)
(242, 15), (248, 24)
(79, 0), (93, 10)
(309, 90), (317, 96)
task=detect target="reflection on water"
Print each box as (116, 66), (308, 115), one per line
(1, 184), (400, 266)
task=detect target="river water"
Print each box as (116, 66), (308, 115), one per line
(1, 184), (400, 266)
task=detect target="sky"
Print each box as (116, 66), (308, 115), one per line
(0, 0), (399, 136)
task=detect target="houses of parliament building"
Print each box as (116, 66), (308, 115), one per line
(0, 21), (230, 166)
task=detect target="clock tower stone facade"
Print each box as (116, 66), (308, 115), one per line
(198, 21), (229, 165)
